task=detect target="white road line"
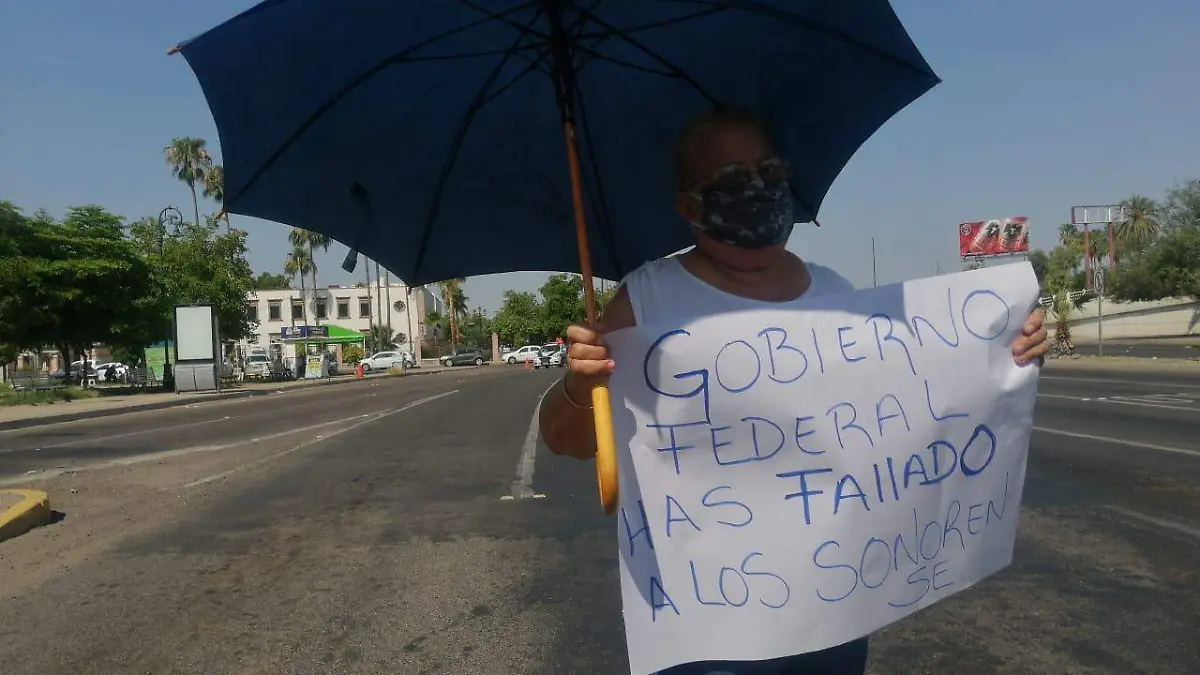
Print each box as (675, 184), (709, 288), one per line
(1036, 392), (1199, 412)
(0, 391), (458, 487)
(509, 381), (557, 500)
(0, 416), (239, 453)
(181, 390), (457, 489)
(1100, 505), (1200, 542)
(1041, 375), (1200, 390)
(1032, 426), (1200, 458)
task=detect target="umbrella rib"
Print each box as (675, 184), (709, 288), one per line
(222, 0), (542, 210)
(567, 2), (719, 104)
(574, 6), (727, 40)
(410, 9), (550, 283)
(666, 0), (939, 79)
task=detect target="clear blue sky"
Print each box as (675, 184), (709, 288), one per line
(2, 1), (1197, 313)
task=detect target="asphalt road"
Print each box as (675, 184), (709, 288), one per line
(0, 364), (1197, 674)
(1070, 341), (1199, 360)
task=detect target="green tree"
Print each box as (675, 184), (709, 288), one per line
(128, 215), (257, 344)
(493, 290), (543, 347)
(1162, 179), (1200, 230)
(1115, 195), (1161, 256)
(283, 239), (313, 323)
(1, 204), (157, 375)
(1108, 225), (1200, 302)
(253, 271), (292, 290)
(538, 273), (586, 339)
(164, 137), (213, 227)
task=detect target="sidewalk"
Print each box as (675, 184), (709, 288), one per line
(0, 365), (469, 431)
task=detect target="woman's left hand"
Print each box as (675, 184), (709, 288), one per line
(1012, 308), (1048, 366)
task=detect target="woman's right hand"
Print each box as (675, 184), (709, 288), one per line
(564, 322), (615, 401)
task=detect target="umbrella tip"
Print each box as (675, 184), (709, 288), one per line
(341, 248), (359, 273)
(167, 44), (181, 56)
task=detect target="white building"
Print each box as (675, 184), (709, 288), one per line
(243, 280), (443, 362)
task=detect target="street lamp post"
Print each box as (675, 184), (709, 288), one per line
(158, 206), (183, 390)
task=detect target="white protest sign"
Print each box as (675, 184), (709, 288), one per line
(605, 263), (1040, 675)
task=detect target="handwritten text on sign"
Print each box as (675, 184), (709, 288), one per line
(605, 264), (1040, 675)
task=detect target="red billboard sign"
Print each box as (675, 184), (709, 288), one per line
(958, 217), (1030, 258)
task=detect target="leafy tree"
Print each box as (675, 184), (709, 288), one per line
(493, 290), (543, 347)
(538, 273), (586, 339)
(1162, 180), (1200, 230)
(1108, 225), (1200, 302)
(1, 204), (157, 374)
(253, 271), (292, 290)
(341, 343), (364, 364)
(128, 216), (257, 344)
(164, 137), (213, 227)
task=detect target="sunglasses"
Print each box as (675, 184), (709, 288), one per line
(688, 157), (793, 194)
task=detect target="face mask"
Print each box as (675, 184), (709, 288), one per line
(691, 177), (795, 249)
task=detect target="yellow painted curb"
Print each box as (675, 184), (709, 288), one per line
(0, 489), (52, 543)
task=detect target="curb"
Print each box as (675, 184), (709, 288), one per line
(0, 489), (51, 543)
(0, 367), (473, 431)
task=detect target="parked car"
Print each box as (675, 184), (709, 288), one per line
(245, 354), (279, 379)
(441, 348), (488, 367)
(505, 345), (541, 365)
(360, 351), (410, 372)
(534, 343), (565, 369)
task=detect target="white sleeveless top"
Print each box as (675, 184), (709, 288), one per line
(621, 256), (857, 327)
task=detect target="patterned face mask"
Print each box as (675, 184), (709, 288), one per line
(691, 176), (795, 249)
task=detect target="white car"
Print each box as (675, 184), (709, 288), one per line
(245, 354), (277, 379)
(505, 345), (541, 365)
(360, 351), (411, 372)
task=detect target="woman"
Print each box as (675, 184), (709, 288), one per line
(539, 105), (1048, 675)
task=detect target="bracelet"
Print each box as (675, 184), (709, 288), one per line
(561, 376), (593, 410)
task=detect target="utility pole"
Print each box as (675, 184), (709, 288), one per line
(374, 260), (385, 346)
(363, 253), (373, 353)
(384, 269), (393, 344)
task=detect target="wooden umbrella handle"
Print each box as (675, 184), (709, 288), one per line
(592, 383), (619, 515)
(561, 119), (619, 515)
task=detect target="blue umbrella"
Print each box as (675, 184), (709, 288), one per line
(173, 0), (939, 513)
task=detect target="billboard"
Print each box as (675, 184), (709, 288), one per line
(958, 217), (1030, 258)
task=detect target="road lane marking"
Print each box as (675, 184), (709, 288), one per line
(1036, 392), (1199, 412)
(1032, 426), (1200, 458)
(509, 381), (557, 500)
(0, 416), (239, 453)
(0, 392), (458, 486)
(181, 390), (458, 489)
(1041, 375), (1200, 390)
(1100, 505), (1200, 542)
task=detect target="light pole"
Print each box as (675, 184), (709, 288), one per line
(157, 206), (183, 389)
(1070, 205), (1128, 358)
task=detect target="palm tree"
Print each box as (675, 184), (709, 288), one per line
(1115, 195), (1161, 256)
(1046, 284), (1078, 354)
(202, 164), (232, 232)
(306, 232), (333, 324)
(437, 278), (468, 345)
(164, 137), (213, 227)
(283, 244), (314, 325)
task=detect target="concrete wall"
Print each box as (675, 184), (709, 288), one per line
(1062, 297), (1199, 342)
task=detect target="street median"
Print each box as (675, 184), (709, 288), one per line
(0, 489), (52, 543)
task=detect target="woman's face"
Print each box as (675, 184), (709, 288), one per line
(674, 123), (792, 271)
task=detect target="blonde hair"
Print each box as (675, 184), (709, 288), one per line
(673, 104), (772, 190)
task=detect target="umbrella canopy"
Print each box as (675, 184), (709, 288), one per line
(175, 0), (939, 286)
